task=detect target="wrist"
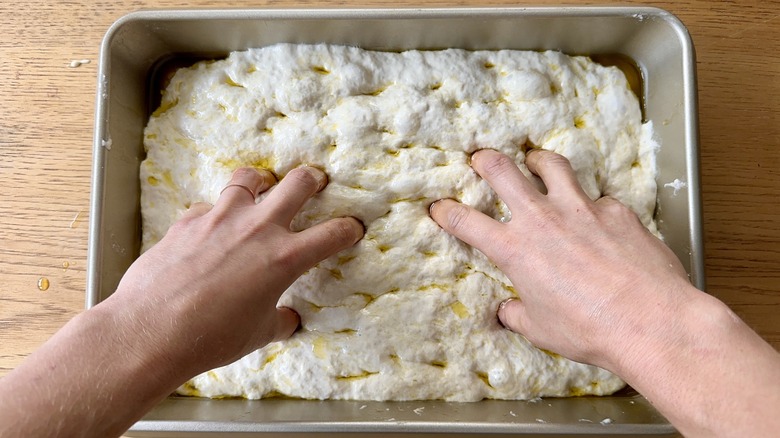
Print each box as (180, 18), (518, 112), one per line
(0, 303), (194, 438)
(90, 294), (194, 392)
(596, 282), (780, 437)
(605, 282), (736, 385)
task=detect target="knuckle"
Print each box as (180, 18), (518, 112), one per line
(572, 199), (594, 217)
(189, 202), (213, 216)
(528, 206), (567, 235)
(571, 198), (597, 217)
(232, 167), (258, 181)
(480, 153), (517, 179)
(168, 216), (194, 233)
(275, 243), (303, 269)
(538, 151), (571, 170)
(617, 205), (641, 224)
(168, 211), (216, 240)
(446, 204), (471, 232)
(286, 167), (320, 191)
(602, 196), (634, 217)
(329, 218), (361, 244)
(201, 212), (227, 231)
(597, 196), (644, 229)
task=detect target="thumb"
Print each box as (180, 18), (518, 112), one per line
(271, 307), (301, 342)
(497, 298), (526, 334)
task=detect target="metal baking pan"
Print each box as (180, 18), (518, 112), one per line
(88, 7), (701, 437)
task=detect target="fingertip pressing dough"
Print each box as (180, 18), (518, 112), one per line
(141, 44), (659, 401)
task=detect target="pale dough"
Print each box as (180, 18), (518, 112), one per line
(141, 44), (658, 401)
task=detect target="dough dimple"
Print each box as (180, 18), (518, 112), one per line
(141, 43), (659, 402)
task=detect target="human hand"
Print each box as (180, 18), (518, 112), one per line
(430, 149), (693, 370)
(101, 166), (364, 378)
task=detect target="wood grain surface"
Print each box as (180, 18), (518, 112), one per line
(1, 0), (778, 395)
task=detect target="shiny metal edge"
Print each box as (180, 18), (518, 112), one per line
(86, 24), (114, 309)
(679, 24), (706, 291)
(110, 5), (677, 21)
(130, 420), (674, 434)
(653, 9), (704, 291)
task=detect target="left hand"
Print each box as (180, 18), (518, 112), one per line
(100, 166), (364, 377)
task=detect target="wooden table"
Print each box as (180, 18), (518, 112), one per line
(1, 0), (778, 389)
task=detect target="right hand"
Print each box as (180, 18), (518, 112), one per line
(430, 149), (694, 369)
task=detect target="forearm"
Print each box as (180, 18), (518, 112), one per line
(0, 166), (361, 437)
(612, 285), (780, 438)
(0, 303), (188, 438)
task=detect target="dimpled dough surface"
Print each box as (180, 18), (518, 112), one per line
(141, 44), (659, 401)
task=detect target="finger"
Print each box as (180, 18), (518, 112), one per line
(261, 166), (328, 225)
(429, 199), (504, 257)
(524, 149), (588, 199)
(216, 167), (276, 210)
(497, 298), (527, 335)
(471, 149), (543, 210)
(292, 217), (365, 267)
(270, 307), (301, 342)
(180, 202), (212, 220)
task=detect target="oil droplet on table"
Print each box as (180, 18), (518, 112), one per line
(37, 277), (50, 291)
(62, 261), (70, 271)
(69, 209), (84, 228)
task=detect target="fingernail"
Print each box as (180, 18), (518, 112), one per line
(276, 306), (302, 340)
(524, 148), (543, 160)
(348, 216), (366, 242)
(352, 216), (366, 233)
(497, 298), (517, 329)
(292, 309), (302, 332)
(466, 150), (478, 167)
(468, 148), (492, 167)
(302, 166), (328, 191)
(428, 200), (441, 216)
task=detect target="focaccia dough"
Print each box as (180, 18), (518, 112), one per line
(141, 44), (658, 401)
